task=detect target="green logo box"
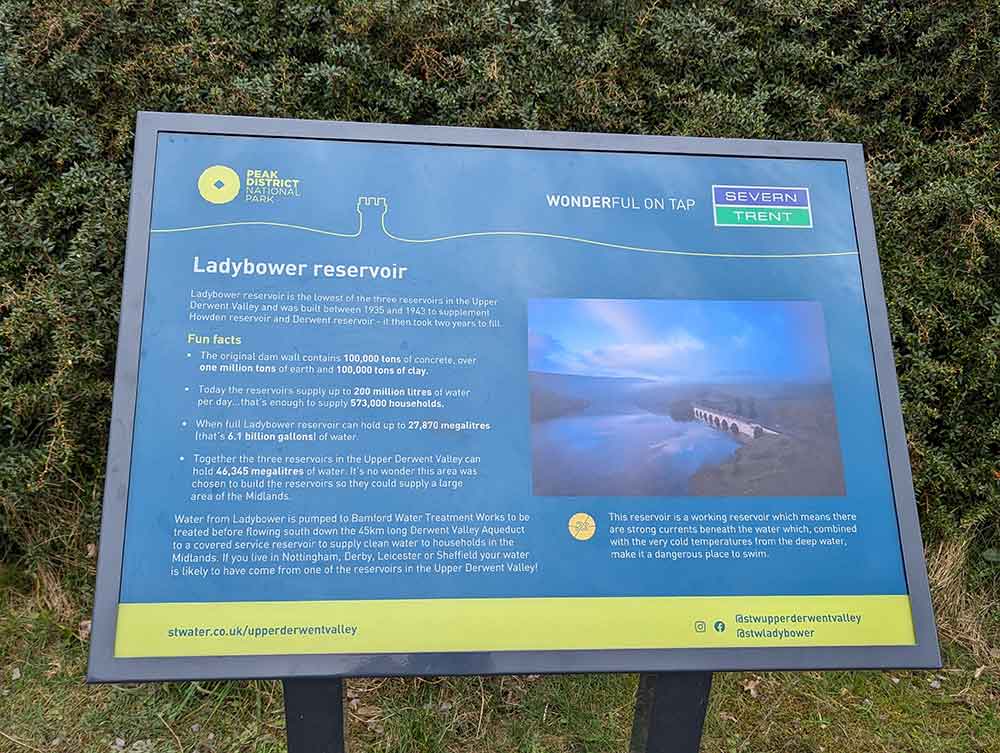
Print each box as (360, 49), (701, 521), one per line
(714, 205), (812, 227)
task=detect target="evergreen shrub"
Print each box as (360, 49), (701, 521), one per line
(1, 1), (997, 602)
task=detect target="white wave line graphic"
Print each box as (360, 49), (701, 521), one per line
(380, 212), (854, 259)
(151, 215), (363, 238)
(148, 202), (855, 259)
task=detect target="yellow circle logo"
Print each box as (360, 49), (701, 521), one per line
(568, 513), (596, 541)
(197, 165), (241, 204)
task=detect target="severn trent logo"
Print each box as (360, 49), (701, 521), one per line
(712, 185), (812, 228)
(197, 165), (241, 204)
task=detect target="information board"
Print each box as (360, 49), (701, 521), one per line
(88, 113), (939, 681)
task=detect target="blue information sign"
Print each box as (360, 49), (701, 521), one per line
(88, 113), (938, 681)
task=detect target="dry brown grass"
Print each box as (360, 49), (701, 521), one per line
(32, 564), (76, 624)
(926, 536), (1000, 667)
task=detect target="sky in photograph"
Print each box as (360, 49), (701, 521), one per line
(527, 298), (833, 383)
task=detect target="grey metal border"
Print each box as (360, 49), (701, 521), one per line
(87, 111), (940, 682)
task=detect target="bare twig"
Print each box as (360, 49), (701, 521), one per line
(157, 712), (184, 753)
(0, 731), (45, 753)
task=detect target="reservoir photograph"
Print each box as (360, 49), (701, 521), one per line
(528, 298), (846, 497)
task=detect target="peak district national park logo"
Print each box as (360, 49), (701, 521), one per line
(197, 165), (241, 204)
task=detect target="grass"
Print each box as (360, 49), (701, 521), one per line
(1, 565), (998, 753)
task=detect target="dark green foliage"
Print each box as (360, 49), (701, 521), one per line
(1, 0), (997, 600)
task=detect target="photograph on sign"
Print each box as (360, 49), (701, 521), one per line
(528, 298), (845, 497)
(88, 115), (937, 680)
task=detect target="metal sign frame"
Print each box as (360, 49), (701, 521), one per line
(88, 111), (940, 682)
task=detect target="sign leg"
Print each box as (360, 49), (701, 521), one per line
(629, 672), (712, 753)
(282, 678), (346, 753)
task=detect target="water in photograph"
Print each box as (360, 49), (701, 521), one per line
(532, 410), (739, 496)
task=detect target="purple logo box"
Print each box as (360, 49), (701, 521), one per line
(713, 185), (809, 207)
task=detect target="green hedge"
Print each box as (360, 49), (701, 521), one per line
(2, 0), (997, 600)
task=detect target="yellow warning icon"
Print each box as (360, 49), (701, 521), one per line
(568, 512), (596, 541)
(197, 165), (241, 204)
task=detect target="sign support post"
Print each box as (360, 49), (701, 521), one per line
(282, 678), (346, 753)
(630, 672), (712, 753)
